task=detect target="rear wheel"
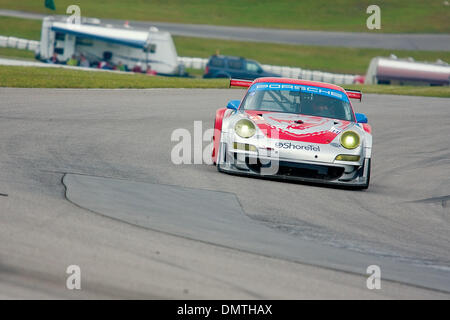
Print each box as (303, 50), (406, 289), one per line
(216, 143), (224, 172)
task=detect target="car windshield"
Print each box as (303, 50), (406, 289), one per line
(241, 82), (354, 121)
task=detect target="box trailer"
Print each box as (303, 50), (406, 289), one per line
(37, 17), (182, 75)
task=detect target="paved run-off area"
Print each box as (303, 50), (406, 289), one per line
(0, 88), (449, 298)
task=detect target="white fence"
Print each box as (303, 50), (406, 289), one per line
(178, 56), (358, 85)
(0, 36), (358, 84)
(0, 35), (40, 52)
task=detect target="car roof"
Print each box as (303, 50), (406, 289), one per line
(253, 77), (346, 92)
(210, 55), (244, 60)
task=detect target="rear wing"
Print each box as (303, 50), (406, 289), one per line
(345, 89), (362, 101)
(230, 79), (252, 88)
(230, 79), (363, 102)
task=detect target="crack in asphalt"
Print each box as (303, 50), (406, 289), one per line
(411, 195), (450, 208)
(61, 172), (450, 293)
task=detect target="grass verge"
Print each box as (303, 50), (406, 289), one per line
(0, 16), (42, 40)
(0, 0), (449, 33)
(174, 36), (450, 75)
(0, 47), (36, 60)
(0, 66), (448, 98)
(345, 84), (450, 98)
(0, 66), (228, 89)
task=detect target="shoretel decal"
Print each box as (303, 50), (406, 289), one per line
(274, 142), (320, 151)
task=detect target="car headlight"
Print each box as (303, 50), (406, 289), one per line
(235, 119), (256, 138)
(340, 131), (360, 149)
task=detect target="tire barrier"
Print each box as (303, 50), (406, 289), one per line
(0, 35), (40, 52)
(179, 56), (358, 84)
(0, 35), (359, 85)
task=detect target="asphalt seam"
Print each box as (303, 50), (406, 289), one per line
(60, 172), (450, 294)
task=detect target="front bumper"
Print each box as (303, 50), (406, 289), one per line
(217, 141), (370, 187)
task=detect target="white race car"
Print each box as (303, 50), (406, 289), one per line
(211, 78), (372, 189)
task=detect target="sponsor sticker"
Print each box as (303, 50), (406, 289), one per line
(274, 142), (320, 152)
(329, 126), (342, 134)
(249, 82), (348, 102)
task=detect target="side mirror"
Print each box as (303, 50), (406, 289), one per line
(226, 99), (240, 110)
(355, 113), (368, 123)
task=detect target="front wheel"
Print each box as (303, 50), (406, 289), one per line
(361, 159), (371, 189)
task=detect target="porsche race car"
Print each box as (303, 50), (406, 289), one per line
(211, 78), (372, 189)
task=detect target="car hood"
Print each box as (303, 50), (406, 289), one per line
(244, 110), (353, 144)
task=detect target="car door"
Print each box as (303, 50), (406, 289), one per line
(208, 56), (226, 77)
(245, 60), (264, 80)
(226, 58), (246, 79)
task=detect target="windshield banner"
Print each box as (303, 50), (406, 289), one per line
(249, 82), (349, 102)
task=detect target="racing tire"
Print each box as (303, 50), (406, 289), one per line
(360, 159), (371, 190)
(216, 143), (223, 172)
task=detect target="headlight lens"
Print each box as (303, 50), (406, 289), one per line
(235, 119), (256, 138)
(340, 131), (360, 149)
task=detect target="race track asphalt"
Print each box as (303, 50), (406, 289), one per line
(0, 88), (449, 298)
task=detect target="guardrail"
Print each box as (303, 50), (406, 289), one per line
(0, 36), (358, 84)
(177, 56), (358, 84)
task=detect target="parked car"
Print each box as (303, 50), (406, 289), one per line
(203, 55), (280, 80)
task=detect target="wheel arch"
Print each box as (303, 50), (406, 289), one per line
(212, 108), (228, 164)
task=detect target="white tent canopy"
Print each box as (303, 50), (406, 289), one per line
(51, 22), (150, 49)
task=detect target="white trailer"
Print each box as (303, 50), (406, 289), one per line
(365, 56), (450, 86)
(38, 17), (182, 75)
